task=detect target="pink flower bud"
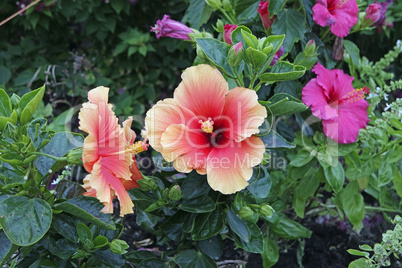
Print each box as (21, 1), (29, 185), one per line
(223, 24), (238, 45)
(233, 42), (243, 54)
(365, 1), (389, 27)
(257, 1), (276, 30)
(150, 15), (193, 40)
(270, 46), (284, 66)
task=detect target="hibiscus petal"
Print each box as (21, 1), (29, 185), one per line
(122, 116), (136, 145)
(174, 64), (229, 119)
(322, 99), (369, 143)
(206, 136), (265, 194)
(160, 124), (211, 172)
(145, 98), (198, 152)
(88, 160), (134, 216)
(302, 79), (338, 120)
(330, 0), (358, 37)
(219, 87), (267, 142)
(313, 2), (337, 27)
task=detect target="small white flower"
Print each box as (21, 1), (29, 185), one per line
(366, 93), (378, 100)
(384, 94), (389, 101)
(48, 169), (52, 173)
(384, 103), (391, 111)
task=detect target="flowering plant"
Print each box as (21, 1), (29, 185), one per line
(0, 0), (401, 267)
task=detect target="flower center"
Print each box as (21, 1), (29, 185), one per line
(199, 118), (214, 134)
(126, 140), (149, 154)
(341, 86), (370, 103)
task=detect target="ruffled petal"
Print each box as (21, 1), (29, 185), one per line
(206, 135), (265, 194)
(160, 124), (211, 172)
(329, 0), (358, 37)
(174, 64), (229, 119)
(219, 87), (267, 142)
(313, 2), (337, 27)
(145, 98), (198, 152)
(302, 79), (338, 120)
(122, 116), (136, 145)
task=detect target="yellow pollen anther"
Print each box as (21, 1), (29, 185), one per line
(199, 118), (214, 134)
(127, 140), (149, 154)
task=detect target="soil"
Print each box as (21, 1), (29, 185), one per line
(121, 212), (400, 268)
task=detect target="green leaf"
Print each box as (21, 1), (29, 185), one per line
(27, 118), (51, 150)
(54, 180), (86, 200)
(393, 169), (402, 199)
(18, 85), (45, 125)
(179, 195), (216, 213)
(226, 208), (250, 242)
(191, 208), (224, 240)
(268, 0), (287, 15)
(35, 132), (84, 175)
(47, 107), (74, 132)
(289, 149), (314, 167)
(111, 0), (125, 14)
(262, 236), (279, 268)
(270, 216), (312, 240)
(236, 1), (259, 24)
(343, 40), (360, 68)
(0, 88), (12, 117)
(51, 214), (79, 243)
(272, 9), (306, 52)
(339, 182), (364, 226)
(259, 130), (295, 148)
(259, 62), (306, 83)
(110, 239), (129, 254)
(197, 236), (223, 260)
(182, 0), (212, 28)
(231, 220), (264, 253)
(346, 249), (369, 257)
(323, 161), (345, 194)
(138, 259), (171, 268)
(246, 167), (272, 199)
(136, 209), (163, 232)
(245, 47), (267, 69)
(0, 196), (52, 246)
(181, 172), (211, 199)
(76, 222), (92, 249)
(195, 38), (236, 77)
(124, 250), (157, 266)
(54, 196), (115, 230)
(0, 231), (18, 266)
(0, 67), (11, 85)
(266, 93), (307, 116)
(39, 237), (78, 259)
(92, 249), (126, 267)
(377, 161), (393, 187)
(175, 250), (217, 268)
(348, 258), (368, 268)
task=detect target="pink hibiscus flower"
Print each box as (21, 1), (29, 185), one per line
(223, 24), (238, 45)
(302, 63), (369, 144)
(145, 64), (267, 194)
(79, 86), (146, 216)
(151, 15), (193, 40)
(312, 0), (358, 37)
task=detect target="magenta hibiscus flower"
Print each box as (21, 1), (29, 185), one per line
(302, 63), (369, 144)
(312, 0), (358, 37)
(151, 15), (193, 40)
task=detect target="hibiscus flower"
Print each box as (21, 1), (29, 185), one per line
(312, 0), (358, 37)
(257, 1), (276, 30)
(79, 86), (146, 216)
(151, 15), (193, 40)
(302, 63), (370, 144)
(145, 64), (267, 194)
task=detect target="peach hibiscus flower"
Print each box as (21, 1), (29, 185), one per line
(79, 86), (147, 216)
(145, 64), (267, 194)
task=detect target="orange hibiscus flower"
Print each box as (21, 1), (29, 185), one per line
(79, 86), (147, 216)
(145, 64), (267, 194)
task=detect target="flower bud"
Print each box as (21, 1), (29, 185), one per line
(304, 39), (316, 57)
(67, 148), (83, 165)
(227, 42), (243, 66)
(196, 44), (209, 61)
(259, 204), (274, 218)
(238, 206), (254, 220)
(216, 19), (224, 33)
(205, 0), (221, 9)
(137, 176), (158, 191)
(168, 185), (182, 201)
(222, 0), (232, 11)
(262, 43), (273, 55)
(223, 24), (238, 45)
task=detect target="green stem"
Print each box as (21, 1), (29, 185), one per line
(28, 152), (67, 162)
(249, 72), (257, 89)
(233, 68), (244, 87)
(320, 27), (331, 42)
(219, 8), (236, 25)
(365, 206), (402, 213)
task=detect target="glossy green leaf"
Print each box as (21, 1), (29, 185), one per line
(110, 239), (129, 254)
(259, 62), (306, 83)
(182, 0), (212, 28)
(245, 47), (267, 69)
(18, 85), (45, 125)
(179, 195), (216, 213)
(344, 40), (360, 68)
(348, 258), (368, 268)
(0, 231), (18, 266)
(197, 236), (223, 260)
(378, 161), (393, 187)
(181, 172), (211, 199)
(289, 149), (314, 167)
(0, 67), (11, 85)
(323, 161), (345, 194)
(231, 220), (264, 253)
(266, 93), (307, 116)
(175, 250), (217, 268)
(124, 250), (157, 266)
(195, 38), (236, 77)
(35, 132), (84, 175)
(77, 222), (92, 249)
(51, 214), (79, 243)
(246, 167), (272, 199)
(136, 209), (163, 232)
(272, 9), (306, 52)
(0, 196), (52, 246)
(110, 0), (125, 14)
(191, 208), (224, 240)
(262, 236), (279, 268)
(138, 259), (171, 268)
(346, 249), (369, 257)
(0, 88), (12, 117)
(339, 182), (364, 226)
(268, 0), (287, 15)
(92, 249), (126, 267)
(54, 196), (115, 230)
(259, 130), (295, 148)
(27, 118), (51, 150)
(39, 237), (77, 259)
(226, 208), (250, 242)
(270, 216), (312, 240)
(54, 180), (86, 200)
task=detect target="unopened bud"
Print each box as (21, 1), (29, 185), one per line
(222, 0), (232, 11)
(259, 204), (274, 218)
(196, 44), (209, 62)
(205, 0), (221, 9)
(304, 39), (316, 57)
(216, 19), (224, 33)
(137, 176), (158, 191)
(67, 148), (83, 165)
(168, 185), (182, 201)
(227, 42), (243, 66)
(238, 206), (254, 220)
(262, 44), (273, 55)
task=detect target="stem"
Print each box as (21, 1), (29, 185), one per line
(233, 68), (244, 87)
(249, 72), (257, 89)
(219, 8), (236, 25)
(0, 0), (41, 27)
(28, 152), (67, 162)
(320, 28), (331, 42)
(365, 206), (402, 213)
